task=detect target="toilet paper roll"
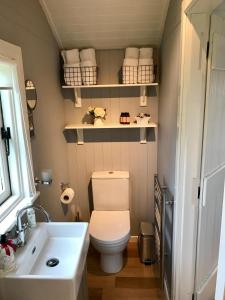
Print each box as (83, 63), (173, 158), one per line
(60, 188), (74, 205)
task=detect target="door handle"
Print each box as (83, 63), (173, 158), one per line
(165, 200), (174, 206)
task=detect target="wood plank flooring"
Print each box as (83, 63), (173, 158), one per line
(87, 240), (165, 300)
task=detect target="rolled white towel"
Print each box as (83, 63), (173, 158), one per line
(63, 63), (82, 86)
(123, 58), (138, 67)
(140, 47), (153, 58)
(64, 63), (80, 67)
(61, 49), (80, 64)
(125, 47), (139, 59)
(81, 60), (97, 67)
(80, 48), (96, 65)
(138, 58), (154, 66)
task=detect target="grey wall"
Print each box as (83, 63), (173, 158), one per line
(158, 0), (182, 195)
(64, 50), (158, 234)
(0, 0), (72, 221)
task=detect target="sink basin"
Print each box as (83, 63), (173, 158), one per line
(0, 222), (89, 300)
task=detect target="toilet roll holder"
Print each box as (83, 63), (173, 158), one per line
(35, 177), (52, 186)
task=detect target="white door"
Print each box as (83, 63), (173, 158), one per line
(215, 186), (225, 300)
(195, 14), (225, 300)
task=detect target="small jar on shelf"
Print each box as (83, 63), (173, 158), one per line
(120, 112), (130, 125)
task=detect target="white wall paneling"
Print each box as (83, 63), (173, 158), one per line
(64, 50), (158, 234)
(39, 0), (170, 49)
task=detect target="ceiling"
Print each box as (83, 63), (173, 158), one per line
(186, 0), (224, 15)
(215, 1), (225, 18)
(39, 0), (170, 50)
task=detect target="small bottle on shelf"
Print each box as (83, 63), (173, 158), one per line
(120, 113), (124, 124)
(126, 112), (130, 124)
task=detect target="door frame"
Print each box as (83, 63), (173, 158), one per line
(172, 2), (211, 300)
(173, 1), (225, 300)
(215, 182), (225, 300)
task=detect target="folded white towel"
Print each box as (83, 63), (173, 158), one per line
(63, 63), (82, 86)
(81, 60), (97, 67)
(64, 63), (80, 67)
(125, 47), (139, 59)
(80, 48), (96, 65)
(61, 49), (80, 64)
(123, 58), (138, 67)
(140, 48), (153, 58)
(138, 58), (154, 66)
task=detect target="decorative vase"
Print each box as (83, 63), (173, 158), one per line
(94, 118), (104, 127)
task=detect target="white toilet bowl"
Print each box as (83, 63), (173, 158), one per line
(89, 210), (130, 273)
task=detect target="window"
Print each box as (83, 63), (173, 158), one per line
(0, 94), (11, 204)
(0, 39), (37, 233)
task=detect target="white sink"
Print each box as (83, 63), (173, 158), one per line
(0, 222), (89, 300)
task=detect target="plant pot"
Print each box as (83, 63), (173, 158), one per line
(94, 118), (104, 127)
(134, 116), (151, 125)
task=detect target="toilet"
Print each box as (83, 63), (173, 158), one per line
(89, 171), (130, 273)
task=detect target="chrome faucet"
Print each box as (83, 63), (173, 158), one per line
(16, 204), (50, 247)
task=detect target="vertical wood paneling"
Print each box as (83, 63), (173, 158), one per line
(64, 50), (158, 234)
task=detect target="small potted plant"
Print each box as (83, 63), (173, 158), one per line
(134, 113), (151, 125)
(87, 106), (106, 126)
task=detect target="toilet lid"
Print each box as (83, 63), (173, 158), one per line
(89, 210), (130, 243)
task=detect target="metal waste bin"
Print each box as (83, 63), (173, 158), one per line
(138, 221), (155, 265)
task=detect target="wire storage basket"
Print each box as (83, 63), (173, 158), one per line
(122, 66), (138, 84)
(138, 65), (155, 84)
(81, 66), (97, 85)
(63, 66), (82, 86)
(121, 65), (156, 85)
(63, 66), (98, 86)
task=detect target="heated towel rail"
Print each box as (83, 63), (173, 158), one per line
(154, 174), (174, 297)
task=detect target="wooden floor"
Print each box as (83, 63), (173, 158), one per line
(87, 240), (165, 300)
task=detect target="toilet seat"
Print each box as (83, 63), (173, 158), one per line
(89, 210), (130, 244)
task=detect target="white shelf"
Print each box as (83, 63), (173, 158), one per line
(65, 122), (157, 129)
(62, 83), (158, 89)
(62, 83), (158, 108)
(64, 122), (157, 144)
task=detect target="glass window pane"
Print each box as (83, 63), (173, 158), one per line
(0, 93), (11, 204)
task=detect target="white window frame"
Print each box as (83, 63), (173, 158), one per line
(0, 39), (39, 234)
(0, 97), (11, 203)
